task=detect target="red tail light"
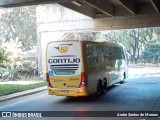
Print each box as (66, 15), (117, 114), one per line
(46, 73), (52, 87)
(79, 72), (86, 88)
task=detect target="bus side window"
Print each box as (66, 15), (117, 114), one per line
(104, 46), (113, 60)
(121, 48), (125, 60)
(124, 48), (128, 61)
(97, 45), (104, 62)
(115, 47), (124, 60)
(86, 44), (98, 63)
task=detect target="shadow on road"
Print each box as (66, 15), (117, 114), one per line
(56, 85), (120, 103)
(58, 94), (102, 103)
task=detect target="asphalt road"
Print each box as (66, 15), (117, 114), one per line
(0, 66), (160, 120)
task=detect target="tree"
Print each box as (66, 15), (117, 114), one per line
(102, 28), (160, 64)
(0, 50), (8, 65)
(0, 43), (9, 78)
(62, 32), (101, 41)
(2, 39), (23, 68)
(141, 41), (160, 64)
(0, 6), (37, 80)
(0, 41), (9, 66)
(125, 29), (141, 64)
(102, 30), (119, 43)
(0, 6), (37, 51)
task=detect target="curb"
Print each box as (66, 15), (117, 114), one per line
(0, 86), (47, 102)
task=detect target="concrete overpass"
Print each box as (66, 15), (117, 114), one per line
(1, 0), (160, 75)
(0, 0), (160, 29)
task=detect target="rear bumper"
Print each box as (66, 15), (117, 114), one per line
(47, 87), (88, 97)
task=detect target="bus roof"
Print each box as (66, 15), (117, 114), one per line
(47, 40), (125, 48)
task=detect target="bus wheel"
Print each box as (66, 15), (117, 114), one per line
(103, 79), (107, 93)
(120, 72), (126, 84)
(97, 81), (104, 95)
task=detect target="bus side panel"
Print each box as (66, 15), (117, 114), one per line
(85, 42), (111, 94)
(85, 42), (128, 94)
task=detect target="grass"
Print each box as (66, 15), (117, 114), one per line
(0, 81), (47, 96)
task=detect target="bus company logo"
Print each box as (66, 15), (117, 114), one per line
(55, 44), (72, 53)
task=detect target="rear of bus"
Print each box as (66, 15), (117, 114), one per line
(46, 41), (88, 97)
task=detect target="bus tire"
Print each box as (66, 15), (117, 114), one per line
(120, 72), (126, 84)
(103, 79), (107, 93)
(96, 81), (105, 95)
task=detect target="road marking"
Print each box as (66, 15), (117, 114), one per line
(0, 94), (47, 110)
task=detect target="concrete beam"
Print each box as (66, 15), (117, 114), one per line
(150, 0), (160, 13)
(36, 4), (94, 33)
(38, 15), (160, 33)
(118, 0), (136, 15)
(60, 2), (94, 18)
(0, 0), (78, 7)
(137, 2), (157, 15)
(84, 0), (114, 17)
(94, 14), (160, 30)
(37, 4), (160, 33)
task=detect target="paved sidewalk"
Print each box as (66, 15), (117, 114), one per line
(0, 86), (47, 102)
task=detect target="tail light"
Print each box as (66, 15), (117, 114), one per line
(46, 73), (52, 87)
(79, 72), (86, 88)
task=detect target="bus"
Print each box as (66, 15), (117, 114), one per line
(46, 39), (128, 97)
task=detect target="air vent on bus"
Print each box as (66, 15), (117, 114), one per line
(50, 64), (79, 71)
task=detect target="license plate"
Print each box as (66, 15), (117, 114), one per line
(61, 90), (69, 93)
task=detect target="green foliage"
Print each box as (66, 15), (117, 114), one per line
(63, 32), (101, 41)
(0, 6), (37, 80)
(0, 48), (9, 67)
(0, 6), (37, 51)
(3, 39), (23, 67)
(0, 50), (3, 63)
(102, 27), (160, 64)
(141, 41), (160, 62)
(17, 62), (35, 76)
(0, 48), (9, 78)
(0, 81), (46, 96)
